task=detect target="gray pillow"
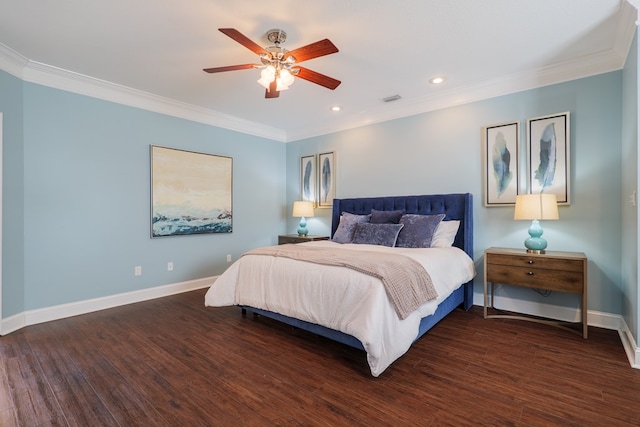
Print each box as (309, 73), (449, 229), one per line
(396, 214), (446, 248)
(352, 223), (404, 247)
(370, 209), (405, 224)
(332, 212), (370, 243)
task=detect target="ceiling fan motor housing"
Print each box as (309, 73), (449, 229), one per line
(266, 29), (287, 45)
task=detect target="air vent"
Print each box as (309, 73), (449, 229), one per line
(382, 95), (402, 103)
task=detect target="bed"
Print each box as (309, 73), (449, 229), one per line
(205, 193), (475, 376)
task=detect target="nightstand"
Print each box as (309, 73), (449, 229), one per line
(484, 247), (588, 338)
(278, 234), (330, 245)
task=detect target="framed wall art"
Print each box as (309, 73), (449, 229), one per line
(527, 112), (570, 204)
(317, 151), (335, 208)
(483, 121), (520, 206)
(300, 154), (317, 206)
(150, 145), (233, 237)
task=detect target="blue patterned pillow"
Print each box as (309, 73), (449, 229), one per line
(352, 223), (404, 247)
(332, 212), (371, 243)
(370, 209), (405, 224)
(396, 214), (446, 248)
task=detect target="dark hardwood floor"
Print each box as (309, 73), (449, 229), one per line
(1, 288), (639, 426)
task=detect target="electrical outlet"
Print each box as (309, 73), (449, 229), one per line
(167, 262), (173, 271)
(134, 266), (142, 276)
(226, 254), (232, 262)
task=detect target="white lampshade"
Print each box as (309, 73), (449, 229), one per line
(514, 194), (559, 221)
(292, 201), (314, 218)
(514, 193), (559, 253)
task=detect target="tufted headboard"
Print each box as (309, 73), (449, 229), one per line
(331, 193), (473, 260)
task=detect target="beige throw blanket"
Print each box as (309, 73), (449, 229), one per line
(244, 245), (438, 320)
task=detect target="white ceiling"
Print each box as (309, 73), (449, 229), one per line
(0, 0), (636, 142)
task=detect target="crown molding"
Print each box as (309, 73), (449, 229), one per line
(285, 47), (625, 142)
(615, 1), (640, 61)
(21, 60), (287, 142)
(0, 43), (287, 142)
(0, 43), (28, 79)
(0, 34), (629, 144)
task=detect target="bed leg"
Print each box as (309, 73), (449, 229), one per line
(463, 281), (473, 311)
(241, 308), (246, 316)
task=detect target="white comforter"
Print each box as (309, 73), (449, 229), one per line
(204, 240), (476, 376)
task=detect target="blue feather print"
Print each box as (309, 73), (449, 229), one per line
(534, 123), (557, 188)
(303, 160), (312, 200)
(491, 131), (512, 196)
(321, 157), (331, 203)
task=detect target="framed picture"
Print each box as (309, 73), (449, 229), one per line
(317, 151), (336, 208)
(150, 145), (233, 237)
(527, 112), (570, 204)
(300, 154), (317, 206)
(483, 121), (520, 206)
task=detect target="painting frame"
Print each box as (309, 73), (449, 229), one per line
(482, 121), (520, 206)
(317, 151), (336, 208)
(300, 154), (317, 206)
(527, 112), (570, 205)
(150, 145), (233, 237)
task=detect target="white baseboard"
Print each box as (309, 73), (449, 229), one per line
(472, 291), (640, 369)
(0, 276), (217, 336)
(4, 284), (639, 370)
(620, 317), (640, 369)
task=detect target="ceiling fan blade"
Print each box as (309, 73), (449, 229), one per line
(286, 39), (338, 63)
(295, 67), (341, 90)
(203, 64), (257, 73)
(218, 28), (268, 56)
(265, 80), (280, 98)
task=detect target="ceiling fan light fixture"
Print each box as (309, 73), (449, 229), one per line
(275, 78), (290, 91)
(257, 66), (276, 89)
(207, 28), (340, 98)
(279, 69), (295, 86)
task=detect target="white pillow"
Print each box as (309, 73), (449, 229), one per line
(430, 220), (460, 248)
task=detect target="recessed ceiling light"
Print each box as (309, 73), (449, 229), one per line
(430, 77), (445, 85)
(331, 105), (341, 111)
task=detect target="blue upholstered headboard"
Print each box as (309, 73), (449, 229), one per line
(331, 193), (473, 259)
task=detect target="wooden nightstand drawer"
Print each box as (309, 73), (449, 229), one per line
(486, 253), (584, 272)
(486, 264), (583, 293)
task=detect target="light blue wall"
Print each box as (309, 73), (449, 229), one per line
(287, 71), (623, 315)
(622, 28), (639, 343)
(0, 67), (630, 321)
(9, 79), (286, 312)
(0, 70), (25, 317)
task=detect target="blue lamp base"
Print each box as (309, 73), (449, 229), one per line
(524, 219), (547, 254)
(297, 217), (308, 236)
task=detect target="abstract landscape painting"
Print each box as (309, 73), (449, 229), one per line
(527, 112), (570, 204)
(151, 146), (232, 237)
(483, 121), (519, 206)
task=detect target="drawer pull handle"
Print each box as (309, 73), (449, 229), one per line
(527, 260), (534, 264)
(527, 271), (535, 276)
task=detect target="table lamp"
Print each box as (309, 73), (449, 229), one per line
(292, 201), (314, 236)
(514, 193), (559, 254)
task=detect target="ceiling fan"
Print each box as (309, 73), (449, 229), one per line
(203, 28), (341, 99)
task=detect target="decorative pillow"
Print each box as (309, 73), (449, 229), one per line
(370, 209), (405, 224)
(332, 212), (371, 243)
(395, 214), (446, 248)
(352, 223), (404, 247)
(430, 220), (460, 248)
